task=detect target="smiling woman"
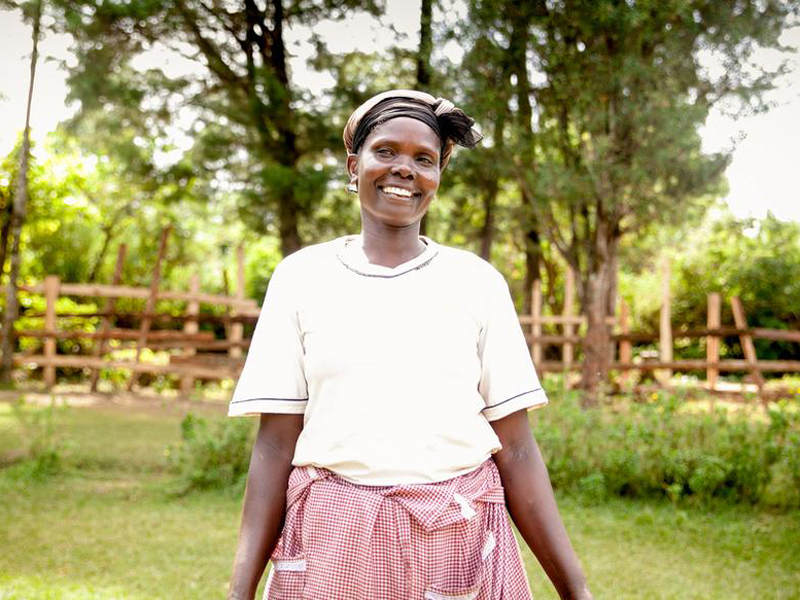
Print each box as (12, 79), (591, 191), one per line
(225, 90), (593, 600)
(349, 117), (441, 236)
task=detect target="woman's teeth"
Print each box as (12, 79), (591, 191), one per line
(381, 186), (413, 198)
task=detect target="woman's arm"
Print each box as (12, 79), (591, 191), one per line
(490, 409), (593, 600)
(228, 413), (304, 600)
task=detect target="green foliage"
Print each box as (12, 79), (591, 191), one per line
(165, 413), (254, 494)
(6, 400), (67, 479)
(533, 393), (800, 509)
(670, 214), (800, 363)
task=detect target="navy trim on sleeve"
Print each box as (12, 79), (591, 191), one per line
(230, 397), (309, 405)
(481, 388), (543, 412)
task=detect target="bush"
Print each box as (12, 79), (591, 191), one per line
(532, 393), (800, 509)
(166, 414), (255, 494)
(6, 399), (67, 479)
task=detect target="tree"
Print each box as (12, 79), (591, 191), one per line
(0, 0), (42, 382)
(58, 0), (382, 257)
(519, 0), (798, 397)
(416, 0), (434, 91)
(440, 0), (548, 315)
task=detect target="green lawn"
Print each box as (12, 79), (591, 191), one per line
(1, 399), (798, 600)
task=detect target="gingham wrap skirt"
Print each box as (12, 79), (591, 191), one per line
(264, 458), (532, 599)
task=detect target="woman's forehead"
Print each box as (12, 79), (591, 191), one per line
(365, 117), (441, 152)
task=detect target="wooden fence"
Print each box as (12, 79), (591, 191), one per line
(524, 261), (800, 396)
(14, 275), (259, 389)
(4, 234), (260, 392)
(4, 244), (800, 394)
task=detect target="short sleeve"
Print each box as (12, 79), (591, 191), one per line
(478, 270), (548, 421)
(228, 262), (308, 417)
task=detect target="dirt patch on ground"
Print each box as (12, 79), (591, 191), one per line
(0, 386), (228, 417)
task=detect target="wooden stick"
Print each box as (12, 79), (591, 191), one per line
(21, 311), (259, 323)
(43, 275), (60, 388)
(150, 339), (249, 351)
(222, 267), (232, 341)
(18, 282), (258, 310)
(563, 266), (575, 377)
(613, 360), (800, 372)
(15, 329), (214, 342)
(180, 273), (201, 394)
(730, 296), (765, 401)
(658, 257), (673, 384)
(618, 299), (632, 386)
(229, 244), (245, 360)
(128, 227), (170, 391)
(519, 314), (616, 326)
(90, 244), (127, 392)
(706, 293), (721, 392)
(531, 279), (542, 367)
(524, 334), (583, 344)
(17, 354), (243, 379)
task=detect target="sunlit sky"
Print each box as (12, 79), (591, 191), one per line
(1, 3), (798, 222)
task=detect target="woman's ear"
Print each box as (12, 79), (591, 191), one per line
(346, 154), (359, 181)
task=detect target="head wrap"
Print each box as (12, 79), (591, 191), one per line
(343, 89), (482, 169)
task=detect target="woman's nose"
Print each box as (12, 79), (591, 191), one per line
(390, 156), (414, 178)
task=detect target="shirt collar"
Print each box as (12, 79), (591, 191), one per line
(336, 233), (439, 278)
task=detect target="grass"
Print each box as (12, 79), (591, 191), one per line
(1, 399), (799, 599)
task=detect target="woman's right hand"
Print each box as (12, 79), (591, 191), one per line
(227, 413), (304, 600)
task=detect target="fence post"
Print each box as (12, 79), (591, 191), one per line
(229, 244), (245, 359)
(706, 292), (721, 392)
(618, 299), (632, 386)
(43, 275), (60, 388)
(658, 257), (673, 384)
(531, 279), (542, 368)
(730, 296), (765, 402)
(563, 266), (575, 377)
(180, 273), (201, 394)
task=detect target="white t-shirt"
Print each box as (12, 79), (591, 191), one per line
(228, 234), (547, 485)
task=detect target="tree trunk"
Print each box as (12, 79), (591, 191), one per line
(0, 200), (13, 280)
(479, 112), (505, 261)
(87, 224), (114, 283)
(0, 0), (41, 382)
(509, 7), (543, 316)
(579, 230), (617, 403)
(522, 229), (542, 315)
(416, 0), (433, 90)
(268, 0), (302, 256)
(605, 242), (619, 361)
(416, 0), (434, 237)
(277, 195), (302, 257)
(479, 186), (496, 261)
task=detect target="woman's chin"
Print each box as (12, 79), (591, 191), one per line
(362, 208), (426, 229)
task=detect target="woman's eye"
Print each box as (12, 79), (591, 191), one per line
(376, 148), (393, 156)
(417, 156), (434, 165)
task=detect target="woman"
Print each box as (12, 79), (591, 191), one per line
(227, 90), (593, 600)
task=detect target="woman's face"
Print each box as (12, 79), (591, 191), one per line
(347, 117), (441, 230)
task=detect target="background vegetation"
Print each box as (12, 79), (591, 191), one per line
(1, 0), (799, 394)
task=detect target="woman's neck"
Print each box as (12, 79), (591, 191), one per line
(359, 220), (427, 269)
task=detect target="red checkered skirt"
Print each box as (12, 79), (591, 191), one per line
(264, 458), (533, 599)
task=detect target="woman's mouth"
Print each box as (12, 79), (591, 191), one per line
(378, 185), (418, 201)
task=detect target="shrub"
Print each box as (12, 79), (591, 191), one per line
(7, 399), (67, 479)
(531, 393), (800, 510)
(166, 414), (255, 494)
